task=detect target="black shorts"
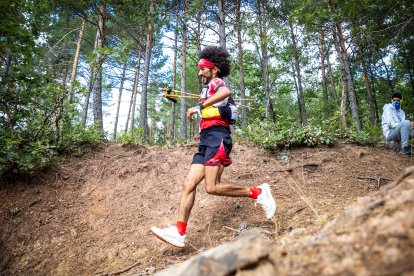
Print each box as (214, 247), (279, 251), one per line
(192, 127), (232, 166)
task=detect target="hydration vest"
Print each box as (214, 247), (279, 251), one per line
(200, 97), (238, 125)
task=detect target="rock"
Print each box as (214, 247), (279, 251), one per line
(368, 198), (385, 209)
(155, 235), (271, 276)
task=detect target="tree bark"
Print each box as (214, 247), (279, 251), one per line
(258, 0), (275, 121)
(180, 0), (188, 139)
(319, 31), (328, 103)
(368, 57), (380, 122)
(340, 74), (348, 128)
(326, 50), (338, 102)
(331, 23), (347, 125)
(124, 39), (142, 133)
(2, 53), (12, 84)
(218, 0), (226, 48)
(406, 52), (414, 97)
(335, 21), (361, 132)
(113, 61), (127, 139)
(130, 32), (144, 131)
(359, 45), (378, 125)
(236, 0), (247, 128)
(68, 18), (85, 103)
(170, 17), (179, 141)
(140, 0), (154, 141)
(289, 19), (307, 125)
(82, 28), (99, 125)
(92, 3), (106, 134)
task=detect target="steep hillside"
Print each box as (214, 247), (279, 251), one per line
(0, 141), (412, 275)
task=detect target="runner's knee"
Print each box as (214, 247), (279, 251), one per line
(182, 177), (197, 193)
(205, 180), (218, 195)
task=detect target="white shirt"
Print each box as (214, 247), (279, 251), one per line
(381, 103), (406, 138)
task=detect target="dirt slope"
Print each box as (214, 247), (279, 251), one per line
(0, 141), (412, 275)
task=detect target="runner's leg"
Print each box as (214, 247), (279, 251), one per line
(217, 165), (224, 182)
(204, 166), (250, 197)
(178, 164), (205, 223)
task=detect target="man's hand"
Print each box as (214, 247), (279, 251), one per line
(186, 106), (200, 122)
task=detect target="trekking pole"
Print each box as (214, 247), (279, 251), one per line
(159, 87), (199, 97)
(159, 87), (254, 105)
(163, 94), (199, 99)
(237, 103), (258, 110)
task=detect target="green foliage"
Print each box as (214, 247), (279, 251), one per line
(59, 123), (103, 154)
(0, 136), (55, 175)
(237, 113), (384, 150)
(346, 125), (383, 145)
(0, 113), (103, 176)
(239, 117), (340, 150)
(116, 127), (145, 146)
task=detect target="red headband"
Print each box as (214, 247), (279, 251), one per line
(198, 58), (215, 69)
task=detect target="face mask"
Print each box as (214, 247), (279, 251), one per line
(392, 100), (401, 111)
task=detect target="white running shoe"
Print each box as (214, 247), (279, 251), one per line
(255, 183), (276, 219)
(150, 225), (186, 248)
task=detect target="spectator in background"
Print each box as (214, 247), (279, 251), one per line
(381, 92), (414, 155)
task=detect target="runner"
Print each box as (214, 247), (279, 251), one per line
(150, 45), (276, 248)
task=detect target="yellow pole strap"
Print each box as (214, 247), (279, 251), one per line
(237, 103), (258, 110)
(160, 88), (199, 97)
(234, 98), (255, 101)
(163, 94), (199, 99)
(161, 87), (254, 102)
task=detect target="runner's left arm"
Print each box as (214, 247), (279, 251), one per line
(201, 86), (231, 108)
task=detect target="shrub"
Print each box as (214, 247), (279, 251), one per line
(238, 117), (341, 150)
(116, 127), (145, 146)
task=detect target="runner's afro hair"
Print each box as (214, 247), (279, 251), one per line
(199, 46), (231, 78)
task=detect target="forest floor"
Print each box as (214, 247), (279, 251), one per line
(0, 140), (413, 275)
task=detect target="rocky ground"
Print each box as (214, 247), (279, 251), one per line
(0, 141), (413, 275)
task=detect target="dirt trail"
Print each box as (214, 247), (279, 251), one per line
(0, 141), (412, 275)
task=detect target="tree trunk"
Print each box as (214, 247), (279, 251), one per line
(326, 50), (338, 102)
(340, 74), (348, 128)
(113, 61), (127, 139)
(195, 11), (202, 93)
(289, 20), (307, 125)
(130, 32), (144, 131)
(258, 0), (275, 121)
(368, 58), (380, 122)
(236, 0), (247, 128)
(180, 0), (188, 139)
(68, 18), (85, 103)
(335, 21), (361, 132)
(218, 0), (226, 48)
(82, 28), (99, 125)
(2, 53), (12, 84)
(124, 38), (142, 133)
(406, 52), (414, 97)
(92, 3), (106, 134)
(319, 31), (328, 103)
(359, 46), (378, 125)
(140, 1), (154, 142)
(170, 17), (179, 142)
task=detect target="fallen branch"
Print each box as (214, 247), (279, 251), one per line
(273, 158), (331, 172)
(223, 226), (240, 233)
(9, 198), (41, 217)
(294, 206), (307, 213)
(106, 261), (141, 276)
(356, 176), (393, 188)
